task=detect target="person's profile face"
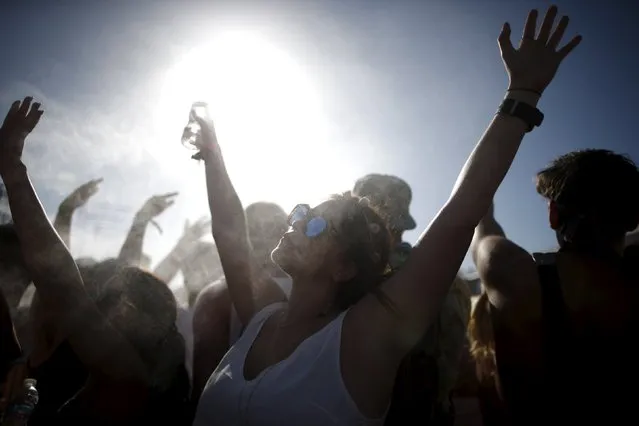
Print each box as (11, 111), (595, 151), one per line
(271, 200), (343, 277)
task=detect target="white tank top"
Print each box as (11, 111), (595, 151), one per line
(229, 276), (292, 346)
(194, 303), (384, 426)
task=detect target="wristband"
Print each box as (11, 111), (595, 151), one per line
(497, 99), (544, 132)
(507, 88), (542, 97)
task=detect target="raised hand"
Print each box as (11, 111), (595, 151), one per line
(60, 178), (103, 211)
(192, 115), (220, 160)
(181, 217), (211, 245)
(136, 192), (178, 223)
(169, 217), (212, 261)
(499, 5), (582, 94)
(0, 97), (43, 174)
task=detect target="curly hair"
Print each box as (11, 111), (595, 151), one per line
(328, 192), (394, 312)
(536, 149), (639, 241)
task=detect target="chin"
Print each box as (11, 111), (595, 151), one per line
(271, 246), (295, 275)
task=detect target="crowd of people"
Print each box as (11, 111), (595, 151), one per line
(0, 5), (635, 426)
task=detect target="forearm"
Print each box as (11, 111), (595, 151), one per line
(2, 164), (85, 298)
(204, 152), (247, 234)
(383, 90), (540, 343)
(118, 214), (148, 267)
(449, 90), (540, 225)
(202, 149), (258, 323)
(53, 205), (74, 249)
(153, 248), (184, 284)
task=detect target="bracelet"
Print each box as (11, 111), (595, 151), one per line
(507, 88), (542, 96)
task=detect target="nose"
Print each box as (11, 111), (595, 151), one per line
(291, 218), (306, 234)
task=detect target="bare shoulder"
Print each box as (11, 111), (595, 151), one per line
(193, 279), (231, 324)
(475, 236), (541, 321)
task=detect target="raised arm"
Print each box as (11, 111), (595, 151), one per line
(118, 192), (177, 267)
(196, 117), (285, 326)
(355, 7), (581, 353)
(53, 178), (102, 249)
(153, 217), (210, 283)
(0, 98), (146, 382)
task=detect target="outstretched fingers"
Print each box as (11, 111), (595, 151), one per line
(522, 9), (538, 40)
(26, 102), (43, 132)
(536, 5), (558, 43)
(17, 97), (32, 117)
(558, 34), (582, 60)
(547, 15), (569, 49)
(498, 22), (515, 59)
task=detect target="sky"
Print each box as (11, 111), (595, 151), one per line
(0, 0), (638, 275)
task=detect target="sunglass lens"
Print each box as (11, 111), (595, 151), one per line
(306, 217), (327, 237)
(289, 205), (309, 226)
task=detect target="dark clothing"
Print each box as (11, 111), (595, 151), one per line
(0, 289), (21, 382)
(493, 247), (639, 425)
(28, 341), (88, 425)
(29, 340), (191, 426)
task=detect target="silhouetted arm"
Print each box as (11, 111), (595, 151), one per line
(118, 213), (148, 267)
(53, 204), (74, 249)
(2, 165), (147, 382)
(199, 120), (284, 326)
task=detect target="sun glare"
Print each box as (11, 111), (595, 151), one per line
(156, 30), (343, 211)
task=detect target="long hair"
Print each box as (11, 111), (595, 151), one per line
(468, 292), (497, 383)
(329, 192), (394, 312)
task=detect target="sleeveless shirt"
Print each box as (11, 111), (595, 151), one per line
(229, 276), (292, 346)
(194, 302), (384, 426)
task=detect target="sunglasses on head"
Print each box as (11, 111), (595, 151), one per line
(288, 204), (329, 238)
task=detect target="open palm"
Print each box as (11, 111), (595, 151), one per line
(499, 6), (582, 94)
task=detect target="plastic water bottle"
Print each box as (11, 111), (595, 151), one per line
(2, 379), (39, 426)
(181, 101), (209, 150)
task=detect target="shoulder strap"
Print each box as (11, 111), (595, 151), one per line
(533, 252), (564, 329)
(533, 252), (570, 414)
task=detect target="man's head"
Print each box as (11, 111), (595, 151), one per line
(352, 174), (416, 246)
(182, 241), (223, 304)
(245, 202), (288, 266)
(536, 149), (639, 249)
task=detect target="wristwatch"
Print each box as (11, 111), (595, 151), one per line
(497, 99), (544, 132)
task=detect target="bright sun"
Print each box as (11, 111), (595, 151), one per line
(156, 30), (346, 211)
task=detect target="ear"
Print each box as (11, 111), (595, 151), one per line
(549, 200), (560, 230)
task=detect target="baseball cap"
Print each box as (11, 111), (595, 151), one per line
(352, 174), (417, 231)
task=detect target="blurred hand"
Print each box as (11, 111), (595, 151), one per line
(0, 360), (28, 410)
(499, 6), (582, 94)
(0, 97), (43, 174)
(176, 217), (211, 252)
(192, 116), (220, 160)
(136, 192), (178, 223)
(60, 178), (103, 211)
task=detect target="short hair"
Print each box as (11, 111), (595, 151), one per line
(536, 149), (639, 238)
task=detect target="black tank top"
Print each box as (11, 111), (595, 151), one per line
(495, 248), (639, 424)
(28, 340), (88, 425)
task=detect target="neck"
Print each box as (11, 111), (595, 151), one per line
(255, 255), (285, 278)
(562, 239), (625, 257)
(285, 274), (336, 322)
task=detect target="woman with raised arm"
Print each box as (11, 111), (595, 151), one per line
(194, 7), (581, 425)
(0, 99), (189, 425)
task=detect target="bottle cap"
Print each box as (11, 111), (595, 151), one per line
(23, 378), (37, 387)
